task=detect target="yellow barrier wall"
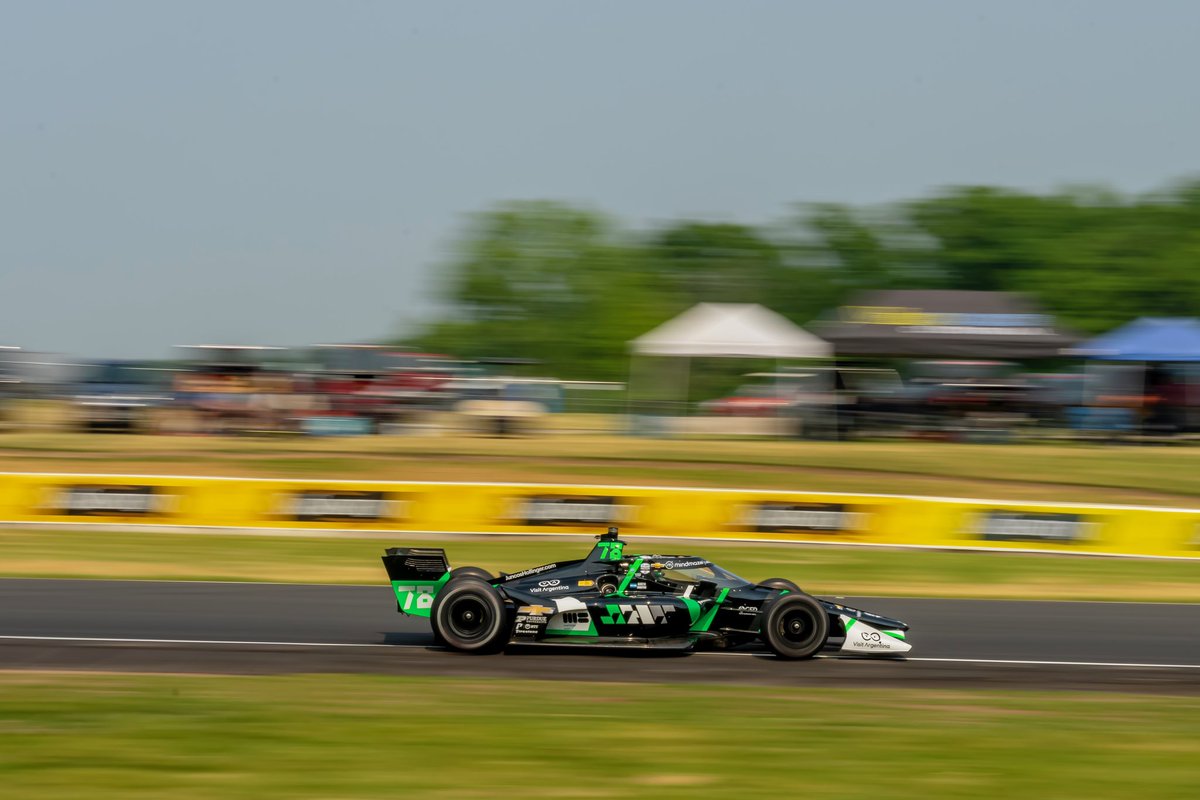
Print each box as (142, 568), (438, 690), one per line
(0, 473), (1196, 559)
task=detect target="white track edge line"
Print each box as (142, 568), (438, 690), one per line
(903, 656), (1200, 669)
(0, 635), (411, 649)
(3, 635), (1199, 669)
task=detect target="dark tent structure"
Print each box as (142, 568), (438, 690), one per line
(812, 290), (1079, 359)
(1071, 318), (1200, 436)
(1072, 318), (1200, 362)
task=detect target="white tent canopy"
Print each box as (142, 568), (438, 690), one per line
(630, 303), (831, 359)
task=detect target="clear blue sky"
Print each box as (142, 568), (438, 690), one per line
(3, 1), (1198, 358)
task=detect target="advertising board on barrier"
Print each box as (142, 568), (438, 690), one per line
(730, 500), (870, 536)
(28, 480), (188, 522)
(506, 494), (637, 527)
(274, 490), (408, 523)
(43, 484), (177, 517)
(969, 509), (1097, 544)
(1, 472), (1196, 559)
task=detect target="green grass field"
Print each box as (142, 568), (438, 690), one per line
(4, 528), (1199, 601)
(1, 673), (1196, 799)
(1, 430), (1198, 507)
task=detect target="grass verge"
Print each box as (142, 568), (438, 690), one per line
(3, 528), (1199, 601)
(0, 673), (1197, 799)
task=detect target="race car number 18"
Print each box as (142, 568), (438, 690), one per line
(596, 542), (623, 561)
(399, 586), (435, 611)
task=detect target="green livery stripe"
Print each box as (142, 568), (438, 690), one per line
(689, 587), (729, 633)
(680, 596), (702, 625)
(550, 623), (598, 637)
(615, 558), (643, 597)
(844, 616), (904, 640)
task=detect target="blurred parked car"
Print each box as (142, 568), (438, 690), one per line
(72, 360), (173, 432)
(306, 344), (458, 433)
(731, 367), (904, 439)
(1023, 372), (1087, 428)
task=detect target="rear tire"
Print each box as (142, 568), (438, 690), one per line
(431, 569), (494, 646)
(762, 593), (828, 660)
(450, 566), (494, 582)
(759, 577), (801, 593)
(431, 579), (510, 654)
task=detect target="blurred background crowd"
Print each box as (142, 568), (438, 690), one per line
(2, 255), (1200, 448)
(5, 178), (1200, 447)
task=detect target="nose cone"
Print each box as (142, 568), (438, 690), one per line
(839, 615), (911, 655)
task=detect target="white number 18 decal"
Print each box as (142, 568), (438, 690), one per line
(401, 586), (435, 610)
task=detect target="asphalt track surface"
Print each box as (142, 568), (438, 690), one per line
(2, 579), (1198, 693)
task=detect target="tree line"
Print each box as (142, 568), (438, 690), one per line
(408, 180), (1200, 380)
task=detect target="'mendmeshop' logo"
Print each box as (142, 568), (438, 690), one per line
(50, 485), (175, 516)
(974, 510), (1094, 544)
(281, 491), (405, 522)
(511, 495), (635, 526)
(737, 501), (865, 533)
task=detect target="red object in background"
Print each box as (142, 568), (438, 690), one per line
(309, 349), (457, 421)
(701, 384), (793, 417)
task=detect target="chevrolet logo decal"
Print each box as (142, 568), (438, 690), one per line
(518, 605), (554, 616)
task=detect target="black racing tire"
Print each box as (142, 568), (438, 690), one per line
(430, 579), (510, 654)
(430, 570), (493, 646)
(762, 592), (829, 660)
(449, 566), (495, 583)
(596, 574), (621, 596)
(758, 577), (801, 594)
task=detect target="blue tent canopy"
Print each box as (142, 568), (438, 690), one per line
(1073, 318), (1200, 362)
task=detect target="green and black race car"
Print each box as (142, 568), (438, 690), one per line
(382, 528), (910, 659)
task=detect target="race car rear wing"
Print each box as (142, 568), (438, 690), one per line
(383, 548), (452, 618)
(382, 547), (450, 581)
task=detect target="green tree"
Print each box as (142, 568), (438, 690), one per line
(411, 179), (1200, 379)
(646, 221), (783, 306)
(415, 201), (672, 380)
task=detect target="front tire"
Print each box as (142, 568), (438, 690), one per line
(431, 580), (510, 653)
(762, 593), (828, 660)
(758, 577), (801, 593)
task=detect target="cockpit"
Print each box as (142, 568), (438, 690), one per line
(636, 557), (748, 591)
